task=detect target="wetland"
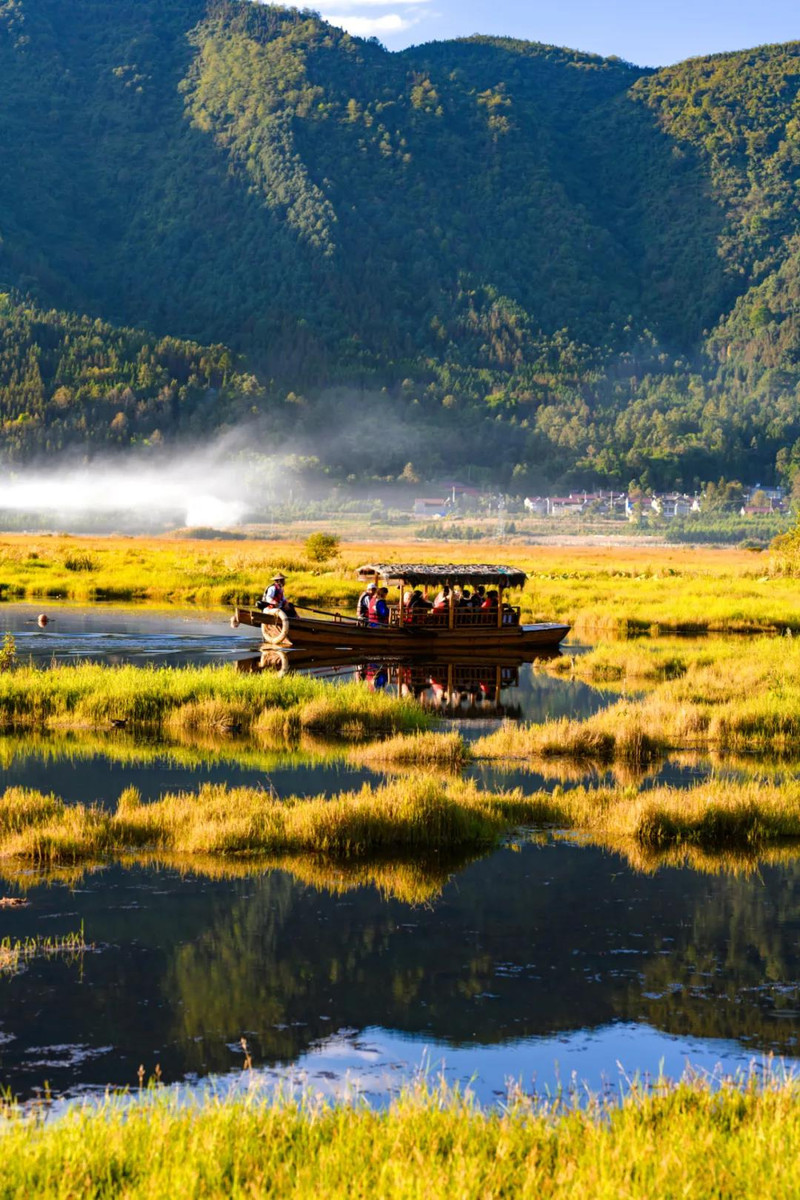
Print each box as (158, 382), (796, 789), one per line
(4, 537), (800, 1190)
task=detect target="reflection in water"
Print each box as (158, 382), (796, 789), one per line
(243, 647), (611, 726)
(3, 841), (800, 1102)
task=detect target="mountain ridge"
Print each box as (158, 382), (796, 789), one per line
(1, 2), (800, 489)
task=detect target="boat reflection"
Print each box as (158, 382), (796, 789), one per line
(237, 647), (563, 718)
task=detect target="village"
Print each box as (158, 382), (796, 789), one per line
(412, 483), (789, 522)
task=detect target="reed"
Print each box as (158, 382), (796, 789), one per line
(3, 533), (800, 631)
(4, 1074), (800, 1197)
(0, 778), (529, 865)
(0, 925), (87, 977)
(6, 775), (800, 868)
(0, 663), (429, 736)
(349, 730), (469, 769)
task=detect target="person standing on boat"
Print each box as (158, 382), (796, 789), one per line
(263, 573), (297, 618)
(368, 586), (390, 626)
(357, 581), (377, 622)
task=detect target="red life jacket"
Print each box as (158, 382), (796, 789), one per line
(369, 594), (389, 624)
(267, 583), (284, 607)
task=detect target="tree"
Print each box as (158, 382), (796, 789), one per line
(305, 532), (340, 563)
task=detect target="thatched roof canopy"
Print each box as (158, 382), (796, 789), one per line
(356, 563), (527, 588)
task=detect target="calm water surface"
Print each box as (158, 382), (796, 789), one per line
(1, 841), (799, 1105)
(0, 602), (610, 725)
(1, 602), (790, 1107)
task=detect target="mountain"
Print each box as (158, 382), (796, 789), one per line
(1, 0), (800, 489)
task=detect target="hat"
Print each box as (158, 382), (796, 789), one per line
(367, 581), (377, 590)
(272, 573), (285, 582)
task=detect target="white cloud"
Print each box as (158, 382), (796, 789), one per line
(320, 12), (418, 34)
(326, 0), (429, 6)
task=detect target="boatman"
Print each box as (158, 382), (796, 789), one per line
(357, 581), (377, 622)
(368, 586), (390, 626)
(262, 573), (297, 618)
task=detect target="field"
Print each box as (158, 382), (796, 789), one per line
(2, 533), (800, 632)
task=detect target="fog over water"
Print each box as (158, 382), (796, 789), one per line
(0, 440), (270, 529)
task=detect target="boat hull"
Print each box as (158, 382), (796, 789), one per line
(233, 607), (570, 653)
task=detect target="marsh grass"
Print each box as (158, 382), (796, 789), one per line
(0, 663), (429, 737)
(6, 773), (800, 870)
(4, 534), (800, 632)
(349, 730), (469, 769)
(5, 1074), (800, 1197)
(0, 925), (87, 977)
(0, 778), (528, 865)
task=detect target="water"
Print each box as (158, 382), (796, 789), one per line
(0, 603), (251, 667)
(1, 601), (793, 1109)
(0, 602), (611, 724)
(0, 738), (377, 806)
(1, 841), (800, 1104)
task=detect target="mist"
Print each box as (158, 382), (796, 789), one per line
(0, 438), (283, 532)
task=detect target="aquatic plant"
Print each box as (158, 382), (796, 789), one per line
(0, 924), (87, 977)
(1, 535), (800, 632)
(6, 775), (800, 871)
(0, 663), (430, 736)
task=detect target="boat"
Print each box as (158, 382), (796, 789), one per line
(233, 563), (569, 653)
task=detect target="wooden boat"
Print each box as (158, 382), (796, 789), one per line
(233, 563), (569, 653)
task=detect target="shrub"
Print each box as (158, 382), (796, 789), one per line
(304, 532), (340, 562)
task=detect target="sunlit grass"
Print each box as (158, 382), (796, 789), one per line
(4, 1073), (800, 1197)
(6, 775), (800, 871)
(0, 925), (87, 977)
(2, 534), (800, 631)
(0, 662), (429, 736)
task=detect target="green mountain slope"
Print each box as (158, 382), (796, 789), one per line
(1, 0), (800, 488)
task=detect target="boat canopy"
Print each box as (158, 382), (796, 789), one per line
(356, 563), (527, 589)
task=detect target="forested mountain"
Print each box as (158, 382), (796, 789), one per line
(1, 0), (800, 489)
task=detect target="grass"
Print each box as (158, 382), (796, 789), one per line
(0, 925), (87, 977)
(349, 730), (469, 770)
(0, 778), (531, 865)
(4, 1074), (800, 1197)
(6, 774), (800, 870)
(479, 636), (800, 762)
(0, 662), (429, 736)
(3, 534), (800, 632)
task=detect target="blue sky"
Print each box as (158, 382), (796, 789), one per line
(313, 0), (799, 66)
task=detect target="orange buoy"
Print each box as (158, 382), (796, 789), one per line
(37, 614), (49, 628)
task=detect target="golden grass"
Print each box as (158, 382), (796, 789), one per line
(2, 533), (800, 631)
(5, 774), (800, 872)
(0, 778), (528, 865)
(5, 1074), (800, 1198)
(479, 636), (800, 762)
(349, 730), (469, 770)
(0, 662), (429, 737)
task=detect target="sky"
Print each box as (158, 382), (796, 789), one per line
(313, 0), (799, 66)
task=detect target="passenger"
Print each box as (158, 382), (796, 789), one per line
(368, 586), (390, 626)
(459, 588), (472, 607)
(261, 573), (297, 618)
(357, 581), (377, 622)
(432, 585), (450, 611)
(471, 585), (486, 608)
(481, 589), (499, 613)
(405, 589), (431, 623)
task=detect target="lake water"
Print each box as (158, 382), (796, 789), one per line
(0, 841), (798, 1105)
(0, 602), (794, 1107)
